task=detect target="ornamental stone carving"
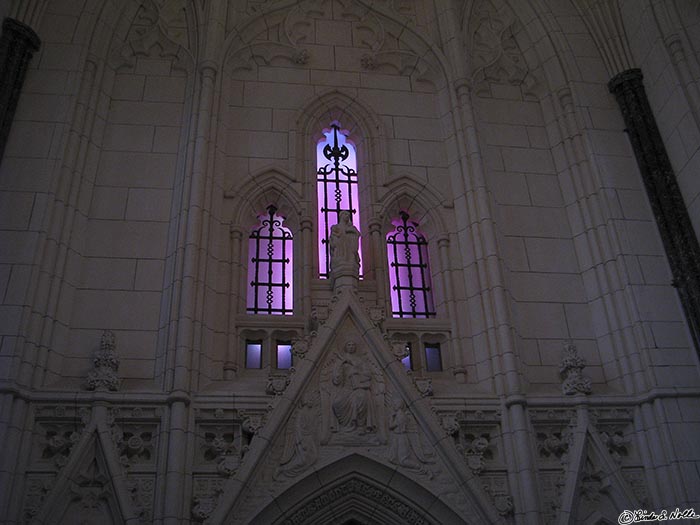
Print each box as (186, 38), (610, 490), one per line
(387, 396), (435, 475)
(275, 395), (319, 478)
(85, 330), (121, 392)
(320, 339), (385, 444)
(560, 343), (592, 395)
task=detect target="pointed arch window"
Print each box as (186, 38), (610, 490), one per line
(387, 212), (435, 318)
(317, 124), (363, 278)
(247, 206), (293, 315)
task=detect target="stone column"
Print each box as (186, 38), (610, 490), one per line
(609, 68), (700, 352)
(0, 18), (40, 163)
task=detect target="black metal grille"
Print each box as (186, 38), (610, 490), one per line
(387, 211), (435, 318)
(247, 205), (293, 315)
(317, 124), (359, 278)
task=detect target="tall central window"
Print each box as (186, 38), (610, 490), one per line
(317, 124), (362, 278)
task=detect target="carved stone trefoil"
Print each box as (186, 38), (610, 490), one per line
(85, 330), (121, 391)
(559, 343), (591, 396)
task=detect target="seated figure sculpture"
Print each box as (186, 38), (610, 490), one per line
(331, 340), (376, 434)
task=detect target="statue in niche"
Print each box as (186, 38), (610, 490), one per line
(388, 396), (434, 476)
(329, 211), (360, 271)
(321, 339), (385, 443)
(275, 395), (318, 478)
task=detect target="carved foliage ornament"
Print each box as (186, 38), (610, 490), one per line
(560, 342), (592, 395)
(85, 330), (121, 391)
(470, 0), (538, 97)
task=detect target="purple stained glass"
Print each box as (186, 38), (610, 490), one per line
(387, 212), (435, 318)
(246, 341), (262, 368)
(316, 124), (362, 278)
(425, 344), (442, 372)
(401, 343), (412, 370)
(276, 342), (293, 369)
(247, 206), (293, 315)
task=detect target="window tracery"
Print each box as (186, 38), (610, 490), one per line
(246, 205), (293, 315)
(386, 211), (435, 318)
(317, 124), (362, 278)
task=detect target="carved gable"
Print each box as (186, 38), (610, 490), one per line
(206, 292), (503, 524)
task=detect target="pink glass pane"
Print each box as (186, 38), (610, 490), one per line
(246, 342), (262, 368)
(316, 126), (363, 278)
(386, 214), (435, 318)
(277, 343), (293, 369)
(246, 209), (293, 315)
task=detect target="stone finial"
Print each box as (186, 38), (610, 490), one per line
(85, 330), (121, 391)
(559, 343), (591, 396)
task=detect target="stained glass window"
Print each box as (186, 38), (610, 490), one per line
(317, 124), (362, 278)
(387, 212), (435, 318)
(246, 206), (293, 315)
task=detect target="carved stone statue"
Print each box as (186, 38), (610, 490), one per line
(387, 396), (433, 474)
(276, 396), (318, 478)
(330, 340), (376, 434)
(329, 211), (360, 271)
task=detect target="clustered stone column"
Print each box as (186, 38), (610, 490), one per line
(0, 18), (40, 163)
(609, 68), (700, 352)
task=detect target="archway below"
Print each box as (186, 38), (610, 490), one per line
(250, 454), (469, 525)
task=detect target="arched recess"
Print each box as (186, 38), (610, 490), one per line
(225, 166), (304, 318)
(292, 89), (388, 277)
(376, 175), (451, 318)
(250, 454), (468, 525)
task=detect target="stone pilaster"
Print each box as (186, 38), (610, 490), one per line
(0, 17), (40, 163)
(609, 68), (700, 352)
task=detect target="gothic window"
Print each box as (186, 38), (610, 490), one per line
(317, 124), (362, 277)
(386, 212), (435, 318)
(276, 340), (293, 369)
(246, 206), (293, 315)
(425, 343), (442, 371)
(245, 340), (262, 368)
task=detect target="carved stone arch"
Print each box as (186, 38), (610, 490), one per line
(250, 454), (468, 525)
(107, 0), (197, 74)
(228, 166), (303, 233)
(221, 0), (451, 89)
(377, 174), (450, 240)
(293, 88), (387, 203)
(464, 0), (548, 99)
(500, 0), (576, 95)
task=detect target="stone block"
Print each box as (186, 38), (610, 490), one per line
(527, 174), (563, 206)
(89, 186), (127, 220)
(258, 66), (310, 85)
(501, 147), (555, 174)
(230, 107), (273, 131)
(85, 220), (168, 259)
(481, 123), (529, 147)
(498, 206), (570, 238)
(81, 257), (136, 290)
(97, 152), (177, 188)
(517, 302), (569, 338)
(112, 74), (145, 101)
(227, 130), (288, 158)
(144, 75), (187, 103)
(0, 192), (34, 230)
(153, 126), (181, 153)
(243, 82), (311, 109)
(71, 289), (162, 330)
(135, 259), (165, 291)
(524, 237), (579, 273)
(103, 123), (154, 152)
(134, 57), (172, 76)
(126, 188), (172, 221)
(109, 101), (183, 126)
(4, 121), (55, 158)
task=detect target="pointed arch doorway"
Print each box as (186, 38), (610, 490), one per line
(250, 454), (469, 525)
